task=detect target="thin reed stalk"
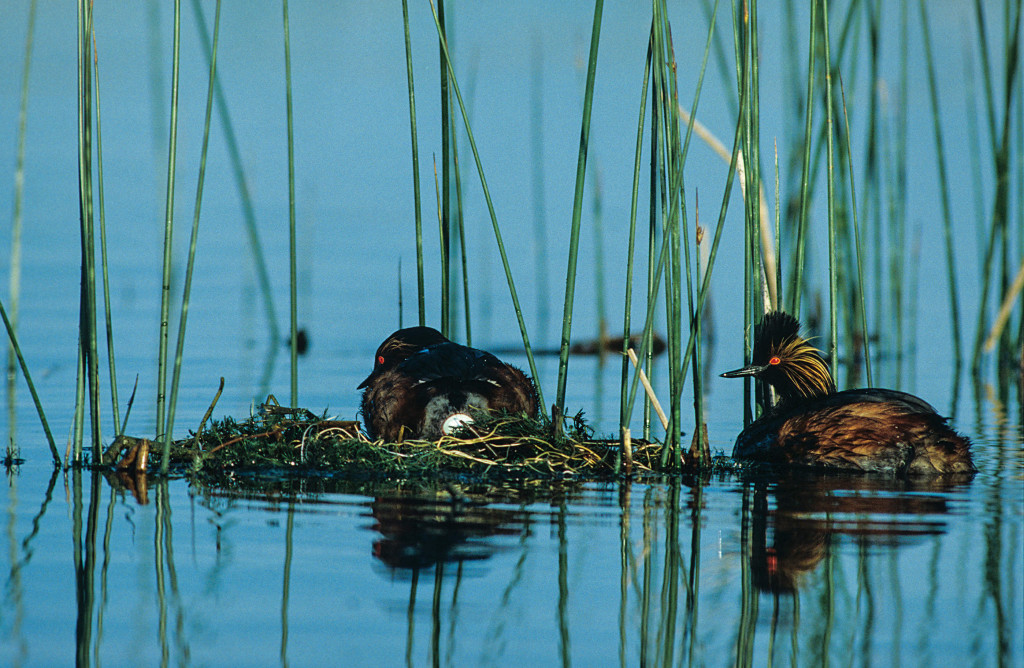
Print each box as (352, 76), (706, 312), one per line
(554, 0), (604, 423)
(621, 39), (746, 459)
(438, 0), (451, 337)
(919, 0), (963, 370)
(72, 342), (85, 463)
(165, 0), (222, 464)
(7, 0), (37, 448)
(530, 38), (550, 343)
(735, 0), (765, 421)
(401, 0), (425, 326)
(156, 0), (182, 466)
(886, 2), (910, 382)
(970, 0), (1021, 372)
(283, 0), (298, 407)
(426, 0), (544, 409)
(450, 96), (472, 344)
(593, 167), (607, 348)
(0, 297), (57, 462)
(864, 0), (883, 358)
(644, 73), (659, 442)
(821, 0), (840, 385)
(654, 2), (685, 460)
(76, 0), (101, 462)
(787, 0), (818, 315)
(91, 26), (121, 438)
(617, 24), (652, 470)
(191, 0), (279, 345)
(838, 74), (872, 386)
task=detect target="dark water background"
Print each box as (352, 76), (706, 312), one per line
(1, 2), (1021, 665)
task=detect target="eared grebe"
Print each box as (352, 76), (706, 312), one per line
(721, 312), (975, 474)
(359, 327), (539, 442)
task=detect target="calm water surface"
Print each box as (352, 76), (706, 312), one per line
(1, 1), (1022, 665)
(3, 442), (1021, 666)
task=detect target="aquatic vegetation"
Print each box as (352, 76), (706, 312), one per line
(101, 398), (727, 484)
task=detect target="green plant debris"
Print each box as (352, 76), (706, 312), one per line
(102, 399), (723, 483)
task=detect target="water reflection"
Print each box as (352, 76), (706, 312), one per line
(4, 460), (1019, 666)
(369, 486), (530, 571)
(744, 472), (970, 593)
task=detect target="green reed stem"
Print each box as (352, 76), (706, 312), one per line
(889, 1), (909, 382)
(919, 0), (963, 370)
(973, 0), (1000, 158)
(427, 0), (544, 409)
(554, 0), (604, 423)
(450, 97), (471, 345)
(438, 0), (451, 337)
(838, 74), (872, 386)
(593, 168), (607, 347)
(156, 0), (181, 466)
(821, 0), (839, 385)
(774, 142), (781, 309)
(190, 0), (279, 345)
(72, 339), (84, 463)
(644, 98), (658, 441)
(530, 39), (550, 342)
(401, 0), (425, 327)
(165, 0), (221, 463)
(627, 59), (745, 457)
(788, 0), (818, 315)
(737, 0), (765, 419)
(91, 24), (121, 438)
(283, 0), (298, 407)
(655, 4), (684, 459)
(617, 24), (652, 471)
(864, 0), (882, 357)
(8, 0), (37, 448)
(77, 0), (101, 462)
(0, 298), (56, 462)
(971, 0), (1021, 371)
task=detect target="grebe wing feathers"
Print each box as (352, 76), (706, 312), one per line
(824, 388), (941, 416)
(398, 341), (507, 384)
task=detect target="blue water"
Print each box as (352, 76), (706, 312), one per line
(2, 1), (1022, 666)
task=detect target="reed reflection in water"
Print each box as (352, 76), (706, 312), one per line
(2, 466), (1018, 666)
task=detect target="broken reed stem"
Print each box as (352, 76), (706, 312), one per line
(627, 348), (669, 429)
(983, 258), (1024, 352)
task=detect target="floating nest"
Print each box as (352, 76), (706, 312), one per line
(103, 397), (691, 484)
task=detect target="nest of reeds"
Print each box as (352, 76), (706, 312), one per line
(104, 398), (667, 482)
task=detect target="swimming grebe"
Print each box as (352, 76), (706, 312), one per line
(721, 312), (975, 474)
(359, 327), (539, 442)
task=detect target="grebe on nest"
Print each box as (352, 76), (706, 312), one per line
(721, 312), (975, 474)
(359, 327), (539, 442)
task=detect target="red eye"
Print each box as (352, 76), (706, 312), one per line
(377, 355), (385, 365)
(768, 356), (781, 366)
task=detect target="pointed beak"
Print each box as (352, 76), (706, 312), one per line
(720, 363), (768, 379)
(357, 371), (376, 390)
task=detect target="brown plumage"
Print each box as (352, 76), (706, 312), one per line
(721, 312), (975, 475)
(359, 327), (539, 442)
